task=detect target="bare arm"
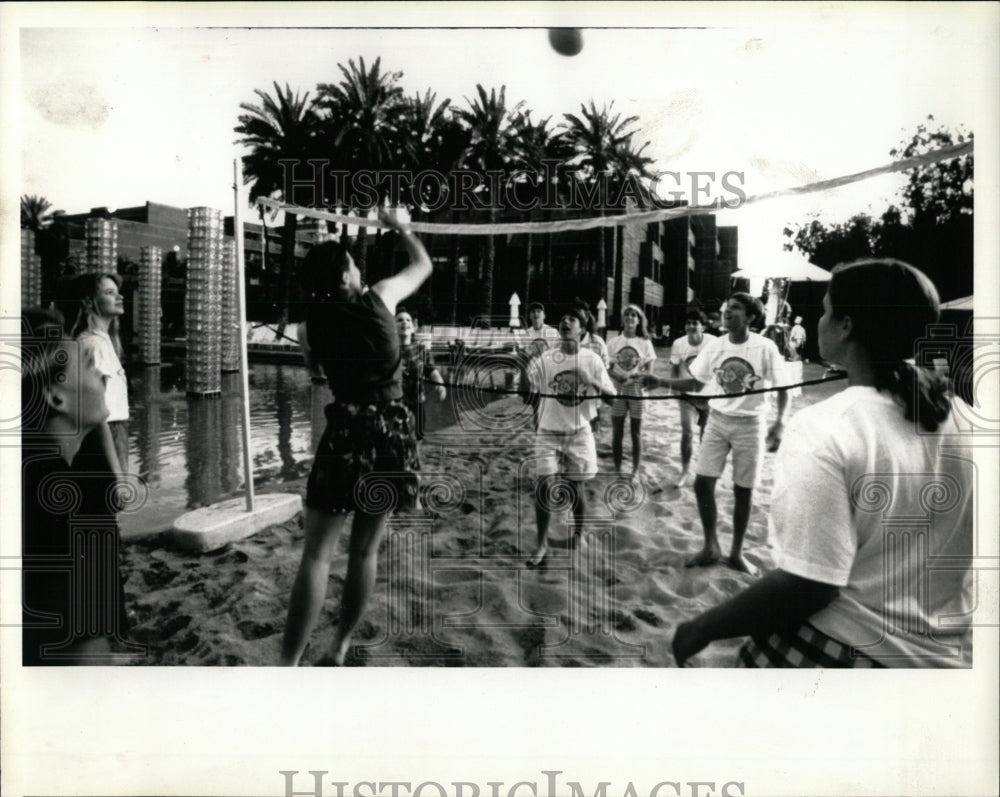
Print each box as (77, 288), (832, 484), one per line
(643, 374), (702, 392)
(371, 208), (432, 315)
(428, 367), (446, 400)
(97, 421), (124, 481)
(766, 389), (790, 451)
(672, 570), (839, 666)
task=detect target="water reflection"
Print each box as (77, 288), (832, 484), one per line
(124, 362), (327, 533)
(185, 398), (222, 508)
(220, 374), (243, 494)
(275, 368), (297, 482)
(137, 366), (162, 488)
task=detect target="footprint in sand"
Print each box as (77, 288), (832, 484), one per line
(652, 503), (673, 518)
(140, 563), (178, 589)
(672, 572), (714, 600)
(157, 614), (192, 640)
(174, 632), (199, 654)
(213, 549), (250, 565)
(633, 607), (663, 627)
(513, 625), (547, 665)
(236, 620), (278, 641)
(611, 609), (638, 633)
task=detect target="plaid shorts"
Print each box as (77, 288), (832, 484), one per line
(611, 380), (646, 419)
(736, 623), (885, 668)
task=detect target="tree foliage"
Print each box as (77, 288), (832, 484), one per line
(785, 117), (973, 301)
(20, 194), (53, 231)
(234, 61), (660, 322)
(235, 82), (322, 328)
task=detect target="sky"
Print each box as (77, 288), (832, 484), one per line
(9, 3), (996, 268)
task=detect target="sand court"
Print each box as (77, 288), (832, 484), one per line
(119, 357), (839, 666)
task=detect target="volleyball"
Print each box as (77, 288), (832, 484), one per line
(548, 28), (584, 57)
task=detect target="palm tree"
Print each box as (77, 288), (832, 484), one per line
(510, 112), (575, 307)
(456, 84), (523, 319)
(20, 195), (53, 231)
(398, 90), (470, 319)
(318, 57), (405, 281)
(235, 82), (322, 330)
(562, 101), (653, 306)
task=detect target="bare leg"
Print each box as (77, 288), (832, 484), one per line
(569, 479), (585, 547)
(611, 415), (625, 474)
(677, 404), (694, 487)
(727, 485), (758, 575)
(688, 474), (722, 567)
(629, 416), (643, 475)
(529, 476), (555, 566)
(326, 510), (389, 664)
(280, 508), (346, 666)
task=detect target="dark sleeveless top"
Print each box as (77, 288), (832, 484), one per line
(307, 289), (402, 404)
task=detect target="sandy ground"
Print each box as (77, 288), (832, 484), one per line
(120, 355), (840, 666)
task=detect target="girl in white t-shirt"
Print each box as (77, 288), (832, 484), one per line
(607, 305), (656, 479)
(671, 259), (973, 668)
(67, 273), (129, 476)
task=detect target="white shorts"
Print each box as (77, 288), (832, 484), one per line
(534, 427), (598, 482)
(694, 410), (766, 489)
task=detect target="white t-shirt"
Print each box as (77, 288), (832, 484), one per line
(78, 329), (129, 422)
(516, 324), (559, 357)
(669, 334), (712, 378)
(606, 334), (656, 380)
(582, 332), (609, 367)
(771, 387), (974, 667)
(529, 346), (616, 432)
(789, 323), (807, 348)
(687, 332), (787, 417)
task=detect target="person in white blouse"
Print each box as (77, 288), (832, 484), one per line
(671, 259), (974, 668)
(66, 272), (130, 476)
(606, 304), (657, 480)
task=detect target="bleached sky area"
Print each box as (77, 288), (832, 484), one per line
(7, 3), (999, 267)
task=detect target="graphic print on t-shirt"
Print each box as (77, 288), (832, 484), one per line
(530, 338), (550, 357)
(551, 370), (587, 407)
(714, 356), (761, 394)
(615, 345), (641, 372)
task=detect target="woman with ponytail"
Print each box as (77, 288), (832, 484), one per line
(672, 259), (974, 668)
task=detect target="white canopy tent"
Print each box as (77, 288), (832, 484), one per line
(731, 251), (832, 283)
(731, 251), (831, 327)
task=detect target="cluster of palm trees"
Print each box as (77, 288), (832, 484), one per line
(235, 58), (654, 327)
(20, 195), (54, 232)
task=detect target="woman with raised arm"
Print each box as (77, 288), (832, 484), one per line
(280, 208), (433, 666)
(672, 259), (975, 668)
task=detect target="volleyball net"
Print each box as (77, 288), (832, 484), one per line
(256, 140), (973, 429)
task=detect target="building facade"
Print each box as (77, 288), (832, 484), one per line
(41, 199), (737, 339)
